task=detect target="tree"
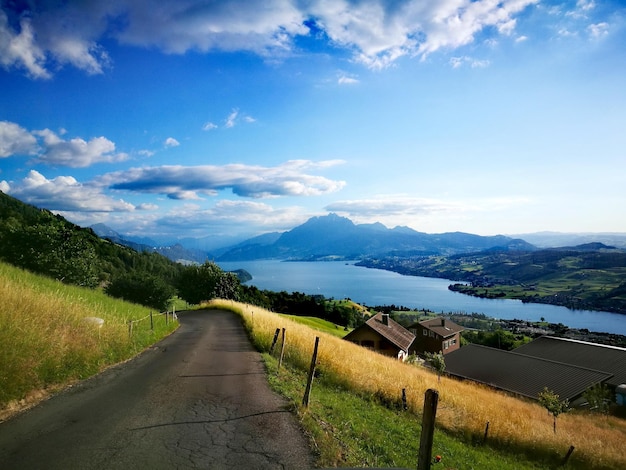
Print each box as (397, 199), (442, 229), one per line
(106, 272), (175, 310)
(583, 383), (612, 415)
(538, 387), (569, 433)
(424, 351), (446, 382)
(214, 271), (241, 300)
(176, 261), (224, 305)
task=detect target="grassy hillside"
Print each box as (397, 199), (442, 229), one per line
(359, 247), (626, 313)
(283, 314), (351, 338)
(208, 299), (626, 469)
(0, 261), (178, 419)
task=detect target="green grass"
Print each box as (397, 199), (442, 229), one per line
(265, 355), (548, 469)
(283, 314), (351, 338)
(0, 261), (178, 415)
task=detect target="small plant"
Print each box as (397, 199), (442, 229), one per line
(583, 383), (612, 415)
(538, 387), (569, 433)
(424, 351), (446, 382)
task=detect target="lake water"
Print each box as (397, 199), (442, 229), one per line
(218, 260), (626, 336)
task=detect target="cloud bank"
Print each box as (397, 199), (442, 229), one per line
(1, 0), (541, 78)
(0, 121), (127, 167)
(100, 160), (346, 200)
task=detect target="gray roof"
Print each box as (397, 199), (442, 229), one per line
(514, 336), (626, 387)
(445, 344), (613, 401)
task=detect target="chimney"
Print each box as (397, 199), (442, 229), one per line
(441, 318), (445, 327)
(382, 314), (389, 326)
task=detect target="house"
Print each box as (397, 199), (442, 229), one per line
(344, 312), (415, 360)
(408, 317), (464, 356)
(445, 343), (613, 403)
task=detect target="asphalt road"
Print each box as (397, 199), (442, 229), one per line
(0, 309), (315, 469)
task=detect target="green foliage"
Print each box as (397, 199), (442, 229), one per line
(214, 271), (242, 300)
(239, 286), (366, 328)
(0, 191), (183, 297)
(105, 272), (175, 310)
(462, 328), (531, 351)
(583, 383), (612, 415)
(424, 351), (446, 382)
(538, 387), (569, 433)
(176, 261), (232, 304)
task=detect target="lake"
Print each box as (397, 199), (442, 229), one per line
(218, 260), (626, 336)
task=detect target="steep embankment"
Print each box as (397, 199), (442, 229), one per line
(0, 261), (178, 420)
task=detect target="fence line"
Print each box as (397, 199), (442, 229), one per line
(127, 310), (178, 337)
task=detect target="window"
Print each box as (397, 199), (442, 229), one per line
(423, 329), (428, 336)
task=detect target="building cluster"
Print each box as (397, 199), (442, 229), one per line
(344, 313), (626, 407)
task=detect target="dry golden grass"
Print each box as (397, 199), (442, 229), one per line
(208, 299), (626, 469)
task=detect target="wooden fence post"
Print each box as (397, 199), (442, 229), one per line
(483, 421), (490, 444)
(277, 328), (286, 371)
(402, 388), (408, 411)
(561, 445), (575, 467)
(128, 320), (133, 338)
(302, 337), (320, 407)
(269, 328), (281, 354)
(165, 311), (168, 325)
(150, 311), (154, 330)
(417, 388), (439, 470)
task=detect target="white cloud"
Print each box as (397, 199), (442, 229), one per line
(0, 180), (10, 193)
(33, 128), (128, 167)
(0, 11), (50, 79)
(338, 74), (359, 85)
(324, 195), (530, 229)
(1, 0), (539, 78)
(450, 56), (490, 69)
(0, 121), (39, 157)
(7, 170), (135, 212)
(587, 22), (609, 39)
(137, 202), (158, 210)
(225, 109), (239, 128)
(202, 122), (218, 131)
(97, 159), (346, 200)
(152, 199), (310, 238)
(164, 137), (180, 147)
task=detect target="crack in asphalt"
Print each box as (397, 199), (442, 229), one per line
(129, 409), (292, 431)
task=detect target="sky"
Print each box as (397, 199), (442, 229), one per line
(1, 0), (625, 245)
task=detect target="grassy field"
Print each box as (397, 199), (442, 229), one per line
(208, 299), (626, 469)
(283, 314), (351, 338)
(0, 261), (178, 419)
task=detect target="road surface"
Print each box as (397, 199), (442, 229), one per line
(0, 309), (315, 469)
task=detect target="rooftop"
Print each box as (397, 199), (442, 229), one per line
(412, 317), (464, 338)
(445, 343), (612, 402)
(352, 312), (415, 352)
(514, 336), (626, 387)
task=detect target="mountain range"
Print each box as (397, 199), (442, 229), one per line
(92, 213), (538, 263)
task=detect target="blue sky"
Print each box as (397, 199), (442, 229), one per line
(1, 0), (625, 244)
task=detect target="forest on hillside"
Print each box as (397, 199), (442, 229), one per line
(0, 192), (365, 327)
